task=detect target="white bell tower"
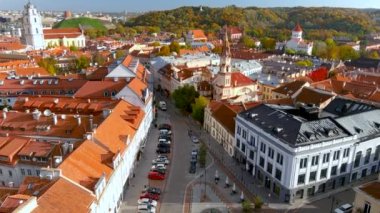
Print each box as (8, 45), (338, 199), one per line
(22, 1), (45, 50)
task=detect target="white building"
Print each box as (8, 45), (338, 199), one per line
(22, 2), (45, 50)
(235, 98), (380, 203)
(276, 23), (313, 56)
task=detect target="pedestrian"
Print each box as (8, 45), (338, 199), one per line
(231, 183), (236, 195)
(225, 176), (230, 188)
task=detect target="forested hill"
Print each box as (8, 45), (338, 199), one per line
(126, 6), (380, 40)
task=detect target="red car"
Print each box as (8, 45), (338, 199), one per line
(139, 192), (160, 201)
(148, 171), (165, 180)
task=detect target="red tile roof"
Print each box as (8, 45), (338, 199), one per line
(231, 72), (255, 87)
(74, 80), (127, 98)
(190, 30), (207, 39)
(43, 28), (83, 40)
(293, 23), (303, 32)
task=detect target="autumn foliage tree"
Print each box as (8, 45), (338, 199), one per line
(309, 67), (328, 82)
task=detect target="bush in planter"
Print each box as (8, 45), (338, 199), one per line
(254, 196), (263, 209)
(242, 200), (253, 213)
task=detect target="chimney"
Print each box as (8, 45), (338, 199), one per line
(75, 115), (81, 126)
(68, 144), (74, 153)
(53, 98), (59, 104)
(2, 111), (6, 120)
(102, 109), (112, 118)
(32, 109), (41, 120)
(52, 114), (58, 125)
(89, 114), (94, 130)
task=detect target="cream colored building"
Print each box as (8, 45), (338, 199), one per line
(353, 177), (380, 213)
(43, 28), (86, 48)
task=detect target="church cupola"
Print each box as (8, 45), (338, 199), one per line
(291, 23), (303, 40)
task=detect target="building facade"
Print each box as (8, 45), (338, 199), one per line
(22, 2), (45, 50)
(235, 99), (380, 203)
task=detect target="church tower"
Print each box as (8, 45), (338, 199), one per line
(220, 29), (232, 73)
(22, 2), (45, 50)
(291, 23), (303, 40)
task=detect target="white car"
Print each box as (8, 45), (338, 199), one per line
(151, 164), (166, 170)
(191, 136), (199, 143)
(138, 204), (156, 213)
(334, 203), (353, 213)
(152, 158), (170, 165)
(137, 198), (158, 207)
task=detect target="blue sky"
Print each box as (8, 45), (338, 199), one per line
(1, 0), (380, 12)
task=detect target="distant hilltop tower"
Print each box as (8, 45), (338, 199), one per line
(22, 1), (45, 50)
(64, 10), (72, 19)
(200, 6), (203, 12)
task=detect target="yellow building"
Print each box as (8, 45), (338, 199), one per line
(43, 28), (86, 48)
(353, 178), (380, 213)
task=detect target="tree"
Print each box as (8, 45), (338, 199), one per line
(191, 96), (209, 123)
(339, 45), (360, 60)
(38, 57), (57, 75)
(158, 45), (171, 56)
(69, 45), (78, 51)
(241, 36), (255, 48)
(199, 143), (207, 168)
(261, 37), (276, 50)
(169, 41), (180, 54)
(152, 41), (161, 47)
(115, 50), (125, 59)
(242, 200), (253, 213)
(75, 56), (90, 71)
(93, 52), (106, 66)
(254, 196), (263, 209)
(367, 51), (380, 59)
(172, 85), (199, 113)
(212, 46), (222, 54)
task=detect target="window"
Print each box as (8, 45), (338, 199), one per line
(249, 150), (254, 160)
(236, 139), (240, 148)
(340, 163), (347, 173)
(309, 171), (317, 181)
(352, 172), (357, 181)
(34, 18), (36, 23)
(241, 143), (246, 153)
(300, 158), (307, 169)
(331, 166), (337, 176)
(275, 169), (282, 181)
(8, 171), (12, 177)
(237, 126), (241, 135)
(250, 136), (256, 146)
(21, 169), (25, 176)
(354, 151), (361, 168)
(365, 148), (372, 164)
(27, 169), (32, 176)
(259, 157), (265, 168)
(242, 130), (247, 139)
(267, 162), (273, 174)
(268, 147), (274, 159)
(323, 153), (330, 163)
(333, 150), (340, 161)
(320, 168), (327, 179)
(36, 28), (38, 34)
(36, 170), (40, 176)
(374, 145), (380, 161)
(277, 153), (283, 165)
(298, 174), (305, 185)
(343, 148), (350, 158)
(364, 202), (371, 213)
(311, 155), (319, 166)
(0, 169), (2, 175)
(260, 143), (266, 154)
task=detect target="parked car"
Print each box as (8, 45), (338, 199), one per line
(137, 198), (158, 207)
(191, 136), (199, 143)
(334, 204), (353, 213)
(158, 123), (171, 130)
(157, 143), (170, 148)
(189, 163), (196, 174)
(159, 101), (167, 111)
(152, 158), (170, 165)
(139, 192), (160, 201)
(142, 187), (161, 195)
(158, 138), (171, 145)
(159, 129), (172, 135)
(156, 147), (170, 154)
(158, 135), (171, 140)
(151, 163), (166, 170)
(138, 204), (156, 213)
(190, 155), (197, 163)
(148, 171), (165, 180)
(191, 149), (198, 157)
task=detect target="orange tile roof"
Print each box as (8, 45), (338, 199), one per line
(95, 100), (142, 154)
(0, 42), (25, 51)
(230, 72), (255, 87)
(18, 141), (55, 158)
(128, 78), (147, 98)
(0, 194), (31, 212)
(32, 177), (94, 213)
(14, 67), (50, 77)
(272, 80), (307, 96)
(295, 87), (334, 106)
(191, 30), (207, 39)
(358, 181), (380, 200)
(86, 67), (109, 80)
(0, 137), (29, 163)
(58, 140), (114, 190)
(74, 80), (128, 98)
(17, 176), (55, 196)
(43, 28), (82, 40)
(369, 90), (380, 103)
(0, 187), (18, 203)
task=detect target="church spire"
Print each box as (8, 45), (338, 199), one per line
(220, 26), (231, 73)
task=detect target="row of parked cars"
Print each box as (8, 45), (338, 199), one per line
(138, 124), (173, 213)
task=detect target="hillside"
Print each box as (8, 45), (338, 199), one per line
(126, 6), (380, 40)
(54, 17), (107, 31)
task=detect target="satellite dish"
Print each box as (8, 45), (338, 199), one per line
(43, 109), (52, 117)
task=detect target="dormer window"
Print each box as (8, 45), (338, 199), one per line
(104, 91), (109, 97)
(111, 91), (116, 97)
(20, 156), (31, 161)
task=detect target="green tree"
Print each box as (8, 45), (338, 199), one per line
(158, 45), (171, 56)
(69, 45), (78, 51)
(172, 85), (199, 113)
(212, 46), (222, 54)
(242, 200), (253, 213)
(368, 51), (380, 59)
(75, 56), (90, 71)
(169, 41), (180, 54)
(339, 45), (360, 60)
(191, 96), (209, 124)
(38, 57), (57, 75)
(261, 37), (276, 50)
(254, 196), (263, 209)
(115, 23), (126, 35)
(199, 143), (207, 168)
(241, 36), (255, 48)
(152, 41), (161, 47)
(296, 59), (313, 67)
(93, 53), (106, 66)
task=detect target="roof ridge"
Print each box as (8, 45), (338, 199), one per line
(60, 175), (96, 196)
